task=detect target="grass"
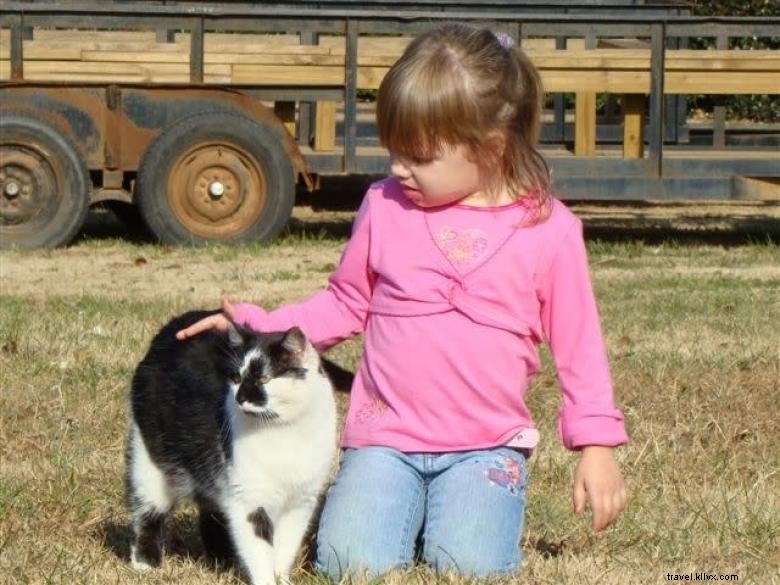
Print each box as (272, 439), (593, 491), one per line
(1, 204), (778, 584)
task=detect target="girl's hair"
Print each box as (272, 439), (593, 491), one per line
(377, 24), (552, 220)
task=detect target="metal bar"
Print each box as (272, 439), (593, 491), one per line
(343, 19), (359, 173)
(190, 16), (204, 84)
(203, 18), (345, 34)
(663, 34), (679, 144)
(510, 20), (521, 44)
(298, 30), (319, 147)
(662, 157), (780, 178)
(243, 88), (345, 101)
(674, 32), (690, 144)
(135, 0), (695, 7)
(21, 14), (194, 30)
(552, 177), (734, 200)
(647, 22), (665, 178)
(156, 27), (175, 43)
(3, 3), (774, 26)
(712, 35), (729, 149)
(667, 22), (779, 38)
(9, 14), (23, 80)
(552, 36), (567, 143)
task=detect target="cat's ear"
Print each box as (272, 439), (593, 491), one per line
(281, 327), (307, 354)
(281, 327), (319, 368)
(227, 323), (244, 347)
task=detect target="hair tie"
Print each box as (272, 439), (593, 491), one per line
(493, 31), (515, 50)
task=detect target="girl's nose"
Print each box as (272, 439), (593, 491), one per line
(390, 157), (412, 180)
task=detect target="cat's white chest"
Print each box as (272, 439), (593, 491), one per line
(227, 408), (337, 509)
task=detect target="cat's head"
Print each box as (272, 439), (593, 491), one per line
(226, 325), (326, 423)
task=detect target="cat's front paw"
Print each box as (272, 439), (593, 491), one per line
(129, 545), (157, 571)
(130, 547), (154, 571)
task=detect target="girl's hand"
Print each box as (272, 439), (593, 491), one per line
(176, 298), (238, 340)
(573, 445), (627, 533)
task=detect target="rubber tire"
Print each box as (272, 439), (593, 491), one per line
(0, 113), (90, 249)
(136, 111), (296, 245)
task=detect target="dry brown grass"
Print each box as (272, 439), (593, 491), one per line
(1, 203), (778, 584)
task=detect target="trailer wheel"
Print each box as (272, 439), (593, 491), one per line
(0, 113), (90, 249)
(136, 112), (296, 245)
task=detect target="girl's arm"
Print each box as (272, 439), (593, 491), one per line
(538, 219), (628, 450)
(177, 194), (375, 351)
(538, 218), (628, 532)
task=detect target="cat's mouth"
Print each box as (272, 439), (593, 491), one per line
(237, 402), (280, 422)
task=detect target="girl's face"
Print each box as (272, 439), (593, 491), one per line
(390, 144), (503, 208)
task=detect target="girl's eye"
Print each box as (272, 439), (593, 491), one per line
(230, 372), (241, 384)
(411, 156), (434, 165)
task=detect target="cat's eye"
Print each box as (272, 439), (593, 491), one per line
(259, 375), (272, 384)
(286, 367), (308, 378)
(230, 372), (241, 384)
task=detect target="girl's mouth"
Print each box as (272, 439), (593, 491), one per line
(402, 185), (421, 199)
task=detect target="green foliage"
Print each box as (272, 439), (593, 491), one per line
(688, 1), (780, 122)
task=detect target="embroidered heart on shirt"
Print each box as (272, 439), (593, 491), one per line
(434, 226), (489, 264)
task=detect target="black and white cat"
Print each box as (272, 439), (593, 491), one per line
(125, 310), (337, 585)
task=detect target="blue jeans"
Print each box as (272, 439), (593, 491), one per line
(315, 446), (529, 581)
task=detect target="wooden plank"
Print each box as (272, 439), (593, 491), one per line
(666, 71), (780, 94)
(323, 36), (413, 54)
(733, 177), (780, 200)
(622, 94), (645, 159)
(232, 64), (344, 85)
(541, 70), (780, 94)
(203, 43), (332, 55)
(180, 32), (301, 45)
(18, 41), (188, 53)
(0, 60), (230, 82)
(357, 66), (390, 90)
(33, 29), (157, 42)
(575, 91), (596, 157)
(542, 70), (647, 93)
(314, 101), (337, 152)
(526, 49), (780, 71)
(82, 51), (190, 63)
(80, 50), (345, 65)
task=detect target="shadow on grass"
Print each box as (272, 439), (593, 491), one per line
(529, 536), (567, 559)
(95, 515), (241, 577)
(77, 178), (780, 248)
(579, 202), (780, 247)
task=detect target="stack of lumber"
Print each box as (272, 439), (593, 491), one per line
(3, 29), (776, 94)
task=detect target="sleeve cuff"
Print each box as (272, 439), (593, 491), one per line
(558, 405), (629, 450)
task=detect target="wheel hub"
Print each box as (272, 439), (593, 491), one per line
(168, 143), (267, 238)
(4, 180), (21, 198)
(0, 147), (57, 226)
(208, 180), (225, 199)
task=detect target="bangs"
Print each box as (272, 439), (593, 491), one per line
(376, 50), (480, 161)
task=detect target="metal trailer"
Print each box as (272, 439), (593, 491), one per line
(0, 1), (778, 249)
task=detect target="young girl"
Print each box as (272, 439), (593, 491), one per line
(177, 24), (628, 581)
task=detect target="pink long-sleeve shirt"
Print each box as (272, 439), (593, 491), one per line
(232, 177), (628, 453)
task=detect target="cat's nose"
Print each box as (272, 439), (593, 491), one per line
(236, 383), (267, 408)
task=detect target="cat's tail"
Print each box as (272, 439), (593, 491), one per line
(319, 357), (354, 394)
